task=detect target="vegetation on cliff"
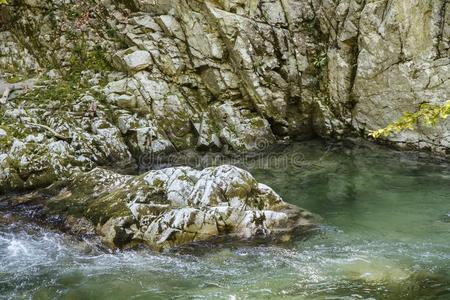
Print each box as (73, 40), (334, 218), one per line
(370, 101), (450, 139)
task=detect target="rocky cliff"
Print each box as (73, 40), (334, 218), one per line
(2, 0), (449, 159)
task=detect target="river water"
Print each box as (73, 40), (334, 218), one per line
(1, 140), (449, 299)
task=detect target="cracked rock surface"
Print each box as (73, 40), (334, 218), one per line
(6, 165), (314, 250)
(1, 0), (448, 157)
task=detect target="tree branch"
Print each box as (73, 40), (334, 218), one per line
(29, 122), (72, 142)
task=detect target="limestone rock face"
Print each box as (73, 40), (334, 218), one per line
(0, 0), (449, 192)
(0, 0), (322, 160)
(311, 0), (450, 152)
(0, 92), (135, 193)
(113, 47), (152, 72)
(40, 165), (314, 250)
(350, 1), (450, 153)
(0, 32), (40, 73)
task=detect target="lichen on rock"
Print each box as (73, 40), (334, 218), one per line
(24, 165), (315, 251)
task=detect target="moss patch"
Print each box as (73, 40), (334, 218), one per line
(5, 74), (26, 84)
(70, 45), (113, 76)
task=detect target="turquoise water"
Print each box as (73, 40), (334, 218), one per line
(1, 141), (449, 299)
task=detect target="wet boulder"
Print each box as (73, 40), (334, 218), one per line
(42, 165), (314, 251)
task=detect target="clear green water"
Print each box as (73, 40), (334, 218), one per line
(1, 141), (449, 299)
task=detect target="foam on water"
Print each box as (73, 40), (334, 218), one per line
(1, 141), (449, 299)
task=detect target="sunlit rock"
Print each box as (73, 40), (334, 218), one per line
(113, 47), (152, 72)
(43, 165), (315, 250)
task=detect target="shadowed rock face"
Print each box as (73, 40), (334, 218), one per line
(7, 165), (315, 250)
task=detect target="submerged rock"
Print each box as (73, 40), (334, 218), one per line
(21, 165), (314, 251)
(441, 213), (450, 223)
(339, 258), (412, 283)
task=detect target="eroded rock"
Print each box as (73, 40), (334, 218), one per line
(38, 165), (314, 251)
(1, 0), (449, 155)
(113, 47), (153, 72)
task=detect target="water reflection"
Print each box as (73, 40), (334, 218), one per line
(1, 140), (449, 299)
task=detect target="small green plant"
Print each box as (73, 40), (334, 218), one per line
(0, 0), (8, 4)
(370, 101), (450, 138)
(313, 52), (327, 68)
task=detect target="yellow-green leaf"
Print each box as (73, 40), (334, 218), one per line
(370, 100), (450, 139)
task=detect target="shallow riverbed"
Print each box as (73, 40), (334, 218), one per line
(1, 141), (449, 299)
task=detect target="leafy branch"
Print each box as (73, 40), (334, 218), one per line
(369, 101), (450, 138)
(0, 0), (8, 4)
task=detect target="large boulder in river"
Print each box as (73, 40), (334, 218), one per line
(38, 165), (314, 250)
